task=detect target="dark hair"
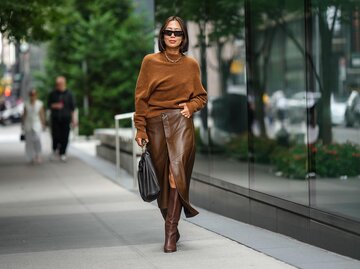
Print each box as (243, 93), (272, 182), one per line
(28, 88), (37, 97)
(158, 16), (189, 53)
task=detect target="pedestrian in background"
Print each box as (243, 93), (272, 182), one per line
(22, 89), (46, 164)
(48, 76), (76, 162)
(134, 16), (207, 253)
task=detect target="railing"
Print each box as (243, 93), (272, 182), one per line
(71, 108), (79, 140)
(114, 112), (138, 188)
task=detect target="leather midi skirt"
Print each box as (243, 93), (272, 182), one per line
(146, 109), (199, 218)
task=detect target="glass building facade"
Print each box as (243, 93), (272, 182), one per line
(154, 0), (360, 258)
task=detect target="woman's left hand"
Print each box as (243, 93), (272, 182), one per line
(179, 103), (191, 118)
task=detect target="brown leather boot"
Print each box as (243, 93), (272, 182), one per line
(164, 188), (182, 253)
(160, 208), (180, 242)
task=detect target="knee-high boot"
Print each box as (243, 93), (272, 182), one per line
(160, 208), (180, 242)
(164, 188), (182, 253)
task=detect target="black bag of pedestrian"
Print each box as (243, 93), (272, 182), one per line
(20, 132), (25, 141)
(137, 142), (160, 202)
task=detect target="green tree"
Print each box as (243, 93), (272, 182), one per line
(0, 0), (62, 41)
(310, 0), (357, 144)
(39, 0), (153, 135)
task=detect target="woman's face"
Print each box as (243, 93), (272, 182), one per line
(163, 20), (183, 50)
(30, 92), (37, 100)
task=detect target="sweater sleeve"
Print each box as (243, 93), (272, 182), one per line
(187, 61), (208, 115)
(134, 56), (151, 140)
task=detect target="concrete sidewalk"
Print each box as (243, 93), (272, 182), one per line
(1, 125), (360, 269)
(70, 139), (360, 269)
(0, 125), (294, 269)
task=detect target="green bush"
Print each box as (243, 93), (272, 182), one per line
(272, 145), (307, 179)
(226, 134), (248, 161)
(79, 116), (96, 137)
(313, 143), (360, 178)
(197, 130), (360, 179)
(273, 142), (360, 179)
(252, 136), (277, 163)
(226, 134), (277, 164)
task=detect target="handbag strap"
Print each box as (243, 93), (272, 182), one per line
(141, 139), (147, 154)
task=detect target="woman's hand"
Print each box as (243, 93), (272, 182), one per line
(179, 103), (191, 118)
(136, 138), (149, 147)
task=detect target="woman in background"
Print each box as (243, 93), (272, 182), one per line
(22, 89), (46, 164)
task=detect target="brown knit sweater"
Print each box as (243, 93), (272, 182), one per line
(134, 51), (207, 140)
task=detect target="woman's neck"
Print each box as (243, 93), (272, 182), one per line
(165, 48), (180, 55)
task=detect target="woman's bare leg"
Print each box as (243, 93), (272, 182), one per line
(169, 171), (176, 188)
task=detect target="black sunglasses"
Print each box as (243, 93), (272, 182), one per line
(163, 30), (184, 37)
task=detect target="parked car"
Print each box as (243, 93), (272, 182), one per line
(269, 90), (321, 124)
(0, 99), (24, 125)
(344, 90), (360, 127)
(194, 92), (249, 146)
(330, 94), (346, 126)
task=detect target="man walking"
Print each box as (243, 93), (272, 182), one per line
(48, 76), (76, 162)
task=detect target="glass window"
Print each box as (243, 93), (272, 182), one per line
(154, 0), (360, 219)
(309, 0), (360, 221)
(206, 1), (249, 187)
(247, 0), (309, 205)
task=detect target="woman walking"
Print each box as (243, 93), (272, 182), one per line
(22, 89), (46, 164)
(134, 16), (207, 253)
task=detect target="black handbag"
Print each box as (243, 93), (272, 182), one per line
(137, 143), (160, 202)
(20, 133), (25, 141)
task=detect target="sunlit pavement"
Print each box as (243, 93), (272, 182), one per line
(0, 124), (359, 269)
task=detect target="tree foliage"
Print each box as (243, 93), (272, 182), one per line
(38, 0), (153, 135)
(0, 0), (62, 41)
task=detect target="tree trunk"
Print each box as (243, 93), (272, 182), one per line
(198, 22), (208, 90)
(252, 27), (276, 138)
(318, 13), (334, 144)
(197, 21), (208, 131)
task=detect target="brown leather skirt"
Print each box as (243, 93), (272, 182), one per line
(146, 109), (199, 218)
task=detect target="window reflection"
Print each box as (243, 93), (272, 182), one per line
(247, 0), (309, 204)
(310, 0), (360, 220)
(194, 0), (248, 186)
(208, 38), (248, 186)
(154, 0), (360, 220)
